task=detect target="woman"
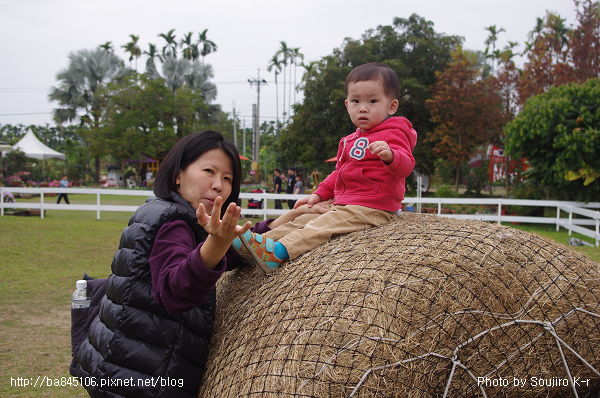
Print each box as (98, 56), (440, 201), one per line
(72, 131), (329, 397)
(293, 170), (306, 195)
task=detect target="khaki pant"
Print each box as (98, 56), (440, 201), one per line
(264, 205), (399, 260)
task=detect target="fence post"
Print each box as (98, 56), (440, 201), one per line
(263, 193), (267, 221)
(556, 206), (560, 232)
(596, 211), (600, 247)
(568, 206), (573, 236)
(40, 191), (45, 219)
(416, 176), (422, 214)
(97, 193), (101, 220)
(498, 202), (502, 225)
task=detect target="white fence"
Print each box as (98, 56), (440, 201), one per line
(2, 187), (599, 247)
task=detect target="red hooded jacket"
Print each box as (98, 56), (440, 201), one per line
(314, 116), (417, 212)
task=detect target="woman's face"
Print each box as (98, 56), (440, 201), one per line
(176, 148), (234, 213)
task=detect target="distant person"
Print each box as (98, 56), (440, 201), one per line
(234, 62), (417, 273)
(273, 168), (284, 209)
(56, 174), (70, 204)
(293, 170), (306, 195)
(285, 167), (297, 209)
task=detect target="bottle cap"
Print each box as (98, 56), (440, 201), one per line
(76, 280), (87, 289)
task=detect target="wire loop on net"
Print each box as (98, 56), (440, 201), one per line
(200, 213), (600, 398)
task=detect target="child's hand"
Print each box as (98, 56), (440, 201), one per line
(196, 197), (251, 244)
(368, 141), (393, 164)
(294, 193), (322, 209)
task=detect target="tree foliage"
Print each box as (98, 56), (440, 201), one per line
(426, 49), (504, 190)
(48, 47), (132, 179)
(278, 14), (462, 177)
(96, 73), (223, 163)
(505, 78), (600, 202)
(518, 0), (600, 104)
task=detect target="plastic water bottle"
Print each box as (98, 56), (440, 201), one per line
(71, 280), (90, 309)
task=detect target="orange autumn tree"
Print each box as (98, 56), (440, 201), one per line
(570, 0), (600, 82)
(426, 48), (503, 191)
(518, 11), (575, 104)
(518, 1), (600, 105)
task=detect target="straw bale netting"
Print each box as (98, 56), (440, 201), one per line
(199, 213), (600, 397)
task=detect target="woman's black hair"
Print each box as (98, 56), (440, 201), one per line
(154, 130), (242, 215)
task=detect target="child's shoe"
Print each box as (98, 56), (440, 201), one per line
(232, 230), (287, 274)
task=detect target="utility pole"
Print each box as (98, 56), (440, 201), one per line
(248, 69), (267, 181)
(232, 101), (237, 148)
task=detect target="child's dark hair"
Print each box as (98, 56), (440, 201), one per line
(154, 130), (241, 216)
(344, 62), (400, 99)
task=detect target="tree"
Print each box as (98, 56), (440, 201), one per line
(144, 43), (160, 69)
(198, 29), (217, 63)
(505, 78), (600, 202)
(267, 54), (283, 136)
(426, 48), (504, 191)
(181, 32), (199, 61)
(570, 0), (600, 81)
(290, 47), (304, 114)
(48, 47), (131, 180)
(122, 34), (141, 70)
(277, 41), (291, 123)
(484, 25), (506, 75)
(517, 9), (581, 104)
(158, 29), (178, 59)
(496, 43), (522, 193)
(99, 42), (113, 53)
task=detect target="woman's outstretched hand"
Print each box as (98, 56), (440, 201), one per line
(197, 196), (251, 269)
(197, 197), (251, 240)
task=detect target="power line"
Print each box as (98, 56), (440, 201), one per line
(0, 112), (52, 117)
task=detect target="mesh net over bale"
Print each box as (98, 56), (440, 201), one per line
(199, 213), (600, 397)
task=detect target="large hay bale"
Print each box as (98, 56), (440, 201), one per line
(199, 213), (600, 397)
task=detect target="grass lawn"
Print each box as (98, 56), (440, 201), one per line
(0, 196), (598, 397)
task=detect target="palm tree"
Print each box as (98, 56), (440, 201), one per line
(528, 17), (545, 43)
(160, 56), (192, 93)
(290, 47), (303, 112)
(522, 41), (535, 56)
(277, 41), (291, 122)
(181, 32), (200, 61)
(267, 54), (283, 136)
(485, 25), (506, 75)
(158, 29), (177, 59)
(99, 42), (113, 53)
(546, 13), (570, 63)
(48, 47), (130, 180)
(185, 62), (217, 102)
(121, 34), (141, 70)
(198, 29), (217, 63)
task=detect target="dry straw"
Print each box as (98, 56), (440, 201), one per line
(199, 213), (600, 397)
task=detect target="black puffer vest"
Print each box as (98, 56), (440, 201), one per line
(74, 195), (215, 398)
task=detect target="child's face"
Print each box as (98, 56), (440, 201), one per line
(345, 79), (399, 131)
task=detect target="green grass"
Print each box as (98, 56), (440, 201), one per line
(0, 200), (598, 397)
(0, 210), (130, 398)
(509, 223), (600, 262)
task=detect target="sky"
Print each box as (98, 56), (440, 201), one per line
(0, 0), (578, 131)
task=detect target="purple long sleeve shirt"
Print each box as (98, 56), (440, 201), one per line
(149, 219), (272, 314)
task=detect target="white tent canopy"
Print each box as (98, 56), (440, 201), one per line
(12, 130), (65, 160)
(10, 130), (66, 177)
